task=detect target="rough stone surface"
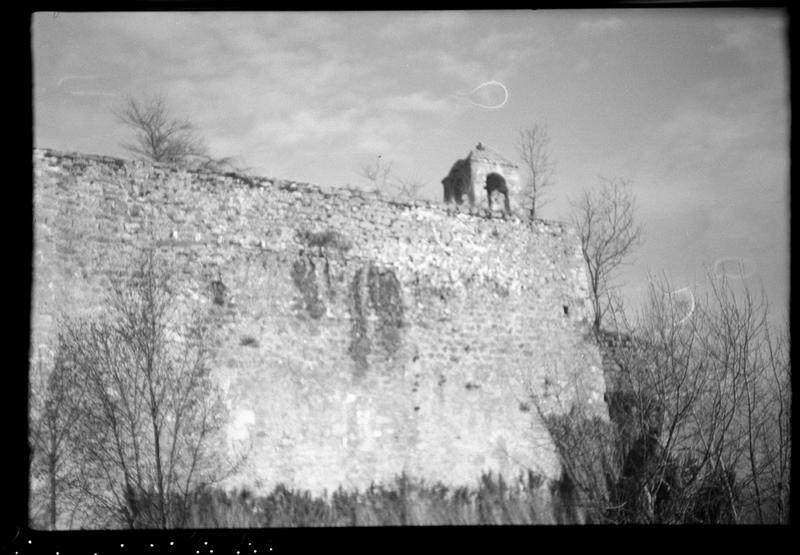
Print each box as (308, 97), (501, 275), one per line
(32, 148), (608, 496)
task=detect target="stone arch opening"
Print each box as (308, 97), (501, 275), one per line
(485, 172), (510, 214)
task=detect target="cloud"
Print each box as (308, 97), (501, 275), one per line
(630, 74), (785, 181)
(653, 108), (753, 160)
(472, 27), (557, 78)
(56, 74), (97, 87)
(374, 11), (469, 41)
(36, 13), (439, 180)
(713, 16), (782, 52)
(474, 28), (554, 57)
(710, 15), (786, 69)
(64, 90), (120, 98)
(587, 61), (788, 305)
(384, 91), (463, 114)
(718, 22), (758, 50)
(576, 17), (624, 35)
(44, 13), (363, 97)
(252, 108), (361, 146)
(607, 87), (788, 319)
(354, 111), (415, 154)
(53, 74), (119, 98)
(433, 52), (491, 88)
(572, 58), (592, 74)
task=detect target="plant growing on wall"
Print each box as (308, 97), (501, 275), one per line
(34, 251), (233, 529)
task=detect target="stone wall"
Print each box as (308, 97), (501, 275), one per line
(32, 148), (608, 496)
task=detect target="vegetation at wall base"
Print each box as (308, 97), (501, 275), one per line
(172, 471), (574, 528)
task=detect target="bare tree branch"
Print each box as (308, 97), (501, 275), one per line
(572, 177), (644, 332)
(516, 124), (555, 221)
(31, 250), (236, 529)
(358, 155), (393, 191)
(357, 155), (426, 201)
(394, 177), (426, 200)
(114, 93), (246, 172)
(29, 341), (88, 529)
(537, 272), (790, 523)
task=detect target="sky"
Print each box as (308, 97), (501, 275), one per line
(32, 9), (789, 328)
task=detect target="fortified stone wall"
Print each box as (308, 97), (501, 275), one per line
(32, 148), (608, 496)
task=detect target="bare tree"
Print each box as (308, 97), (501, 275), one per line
(115, 94), (206, 164)
(572, 177), (644, 332)
(393, 177), (426, 200)
(516, 124), (555, 221)
(29, 340), (88, 529)
(536, 273), (791, 524)
(358, 155), (393, 191)
(757, 320), (791, 522)
(357, 155), (426, 201)
(51, 251), (233, 528)
(617, 274), (789, 523)
(114, 94), (244, 172)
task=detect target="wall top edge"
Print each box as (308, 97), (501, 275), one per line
(33, 147), (572, 234)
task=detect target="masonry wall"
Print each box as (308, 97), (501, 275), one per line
(32, 149), (608, 496)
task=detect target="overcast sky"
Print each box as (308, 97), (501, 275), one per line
(32, 9), (789, 327)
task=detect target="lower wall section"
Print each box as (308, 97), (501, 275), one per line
(188, 248), (605, 496)
(224, 323), (565, 495)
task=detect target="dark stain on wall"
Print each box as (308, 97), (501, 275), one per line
(291, 255), (326, 319)
(295, 229), (352, 304)
(366, 264), (404, 356)
(348, 267), (371, 373)
(240, 335), (259, 347)
(211, 278), (227, 306)
(323, 257), (335, 300)
(297, 229), (353, 253)
(346, 263), (405, 373)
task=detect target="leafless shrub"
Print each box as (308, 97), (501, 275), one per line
(358, 155), (393, 191)
(536, 272), (790, 523)
(31, 251), (240, 529)
(357, 155), (426, 201)
(29, 341), (89, 529)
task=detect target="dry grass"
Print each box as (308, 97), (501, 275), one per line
(183, 472), (577, 527)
